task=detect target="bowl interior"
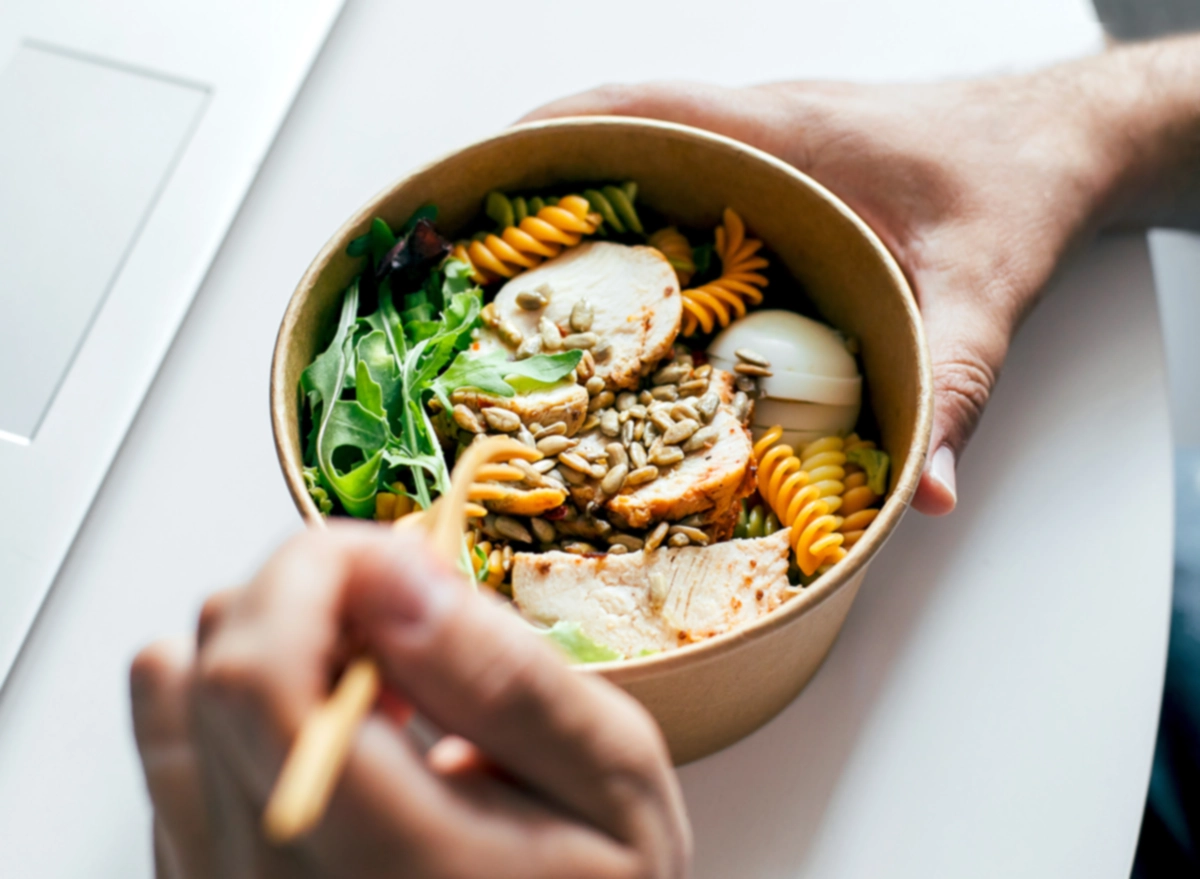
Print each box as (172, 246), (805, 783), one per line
(271, 117), (932, 675)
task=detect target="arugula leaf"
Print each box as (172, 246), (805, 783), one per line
(429, 349), (582, 411)
(300, 281), (359, 475)
(544, 622), (621, 664)
(846, 447), (891, 496)
(317, 401), (390, 517)
(355, 330), (402, 424)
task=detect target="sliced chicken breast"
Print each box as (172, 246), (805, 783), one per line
(513, 529), (793, 658)
(460, 383), (590, 436)
(476, 242), (682, 389)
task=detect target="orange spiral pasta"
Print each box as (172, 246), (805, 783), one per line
(451, 194), (602, 284)
(752, 427), (848, 577)
(839, 433), (882, 548)
(680, 208), (769, 336)
(648, 226), (696, 287)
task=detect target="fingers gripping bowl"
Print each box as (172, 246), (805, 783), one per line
(271, 118), (932, 763)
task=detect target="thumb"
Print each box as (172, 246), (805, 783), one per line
(912, 296), (1008, 516)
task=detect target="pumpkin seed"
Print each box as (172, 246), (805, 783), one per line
(482, 407), (521, 432)
(644, 521), (670, 551)
(562, 332), (598, 350)
(495, 516), (532, 543)
(735, 348), (771, 368)
(516, 289), (548, 310)
(536, 435), (576, 456)
(669, 525), (710, 546)
(663, 419), (699, 445)
(569, 298), (594, 333)
(452, 404), (482, 434)
(626, 465), (659, 487)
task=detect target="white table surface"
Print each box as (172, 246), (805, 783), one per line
(0, 1), (1172, 877)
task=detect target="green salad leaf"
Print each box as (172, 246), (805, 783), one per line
(544, 621), (621, 664)
(429, 349), (582, 411)
(846, 447), (891, 496)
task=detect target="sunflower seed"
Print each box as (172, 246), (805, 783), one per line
(512, 459), (556, 489)
(620, 419), (635, 445)
(638, 390), (654, 405)
(608, 544), (629, 555)
(585, 375), (606, 396)
(650, 410), (675, 432)
(668, 532), (691, 547)
(545, 468), (567, 485)
(663, 419), (699, 445)
(482, 407), (521, 432)
(669, 525), (710, 546)
(680, 513), (707, 527)
(626, 465), (659, 487)
(734, 348), (771, 368)
(696, 392), (721, 422)
(627, 404), (647, 421)
(734, 362), (773, 377)
(562, 541), (599, 555)
(670, 401), (699, 422)
(563, 332), (598, 350)
(650, 444), (685, 467)
(693, 364), (712, 380)
(481, 302), (499, 328)
(495, 516), (532, 543)
(531, 517), (556, 543)
(678, 378), (709, 397)
(588, 390), (615, 412)
(517, 426), (537, 448)
(633, 420), (645, 442)
(452, 404), (483, 434)
(581, 413), (601, 432)
(644, 521), (670, 551)
(629, 441), (648, 469)
(651, 384), (679, 401)
(592, 338), (612, 359)
(558, 451), (592, 474)
(653, 362), (690, 385)
(735, 374), (757, 393)
(600, 409), (620, 437)
(642, 422), (659, 446)
(497, 320), (523, 348)
(516, 289), (548, 310)
(536, 435), (576, 456)
(577, 349), (596, 381)
(481, 514), (500, 539)
(532, 457), (558, 474)
(533, 421), (567, 439)
(501, 544), (514, 570)
(683, 425), (719, 453)
(616, 392), (638, 412)
(516, 336), (543, 359)
(608, 532), (644, 551)
(539, 316), (563, 351)
(605, 443), (628, 469)
(732, 391), (752, 423)
(648, 572), (670, 608)
(601, 463), (629, 494)
(556, 465), (587, 486)
(569, 298), (594, 333)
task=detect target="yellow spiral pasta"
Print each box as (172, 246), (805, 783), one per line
(648, 226), (696, 287)
(451, 194), (602, 284)
(680, 208), (769, 336)
(752, 427), (848, 577)
(839, 433), (882, 548)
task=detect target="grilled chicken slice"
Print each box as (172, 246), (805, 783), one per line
(477, 242), (682, 389)
(458, 383), (590, 436)
(513, 529), (793, 658)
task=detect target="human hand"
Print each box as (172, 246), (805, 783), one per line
(130, 524), (690, 878)
(523, 72), (1124, 514)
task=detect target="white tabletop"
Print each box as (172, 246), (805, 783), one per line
(0, 1), (1172, 877)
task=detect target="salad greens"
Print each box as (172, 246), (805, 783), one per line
(544, 621), (622, 664)
(846, 447), (890, 496)
(300, 210), (580, 521)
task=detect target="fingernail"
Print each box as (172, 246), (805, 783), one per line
(929, 445), (957, 506)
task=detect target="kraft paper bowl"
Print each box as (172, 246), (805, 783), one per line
(270, 117), (933, 764)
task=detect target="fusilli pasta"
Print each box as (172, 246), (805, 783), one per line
(648, 226), (696, 286)
(680, 208), (769, 336)
(838, 433), (883, 548)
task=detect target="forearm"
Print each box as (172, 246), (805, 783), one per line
(1073, 34), (1200, 231)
